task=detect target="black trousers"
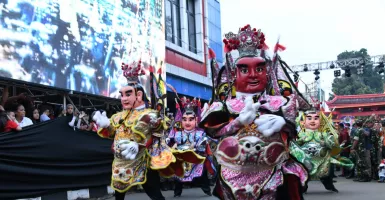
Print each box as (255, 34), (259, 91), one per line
(115, 169), (165, 200)
(174, 167), (211, 196)
(382, 146), (385, 159)
(320, 176), (337, 192)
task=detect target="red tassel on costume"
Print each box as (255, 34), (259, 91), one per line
(224, 45), (231, 53)
(100, 129), (110, 138)
(204, 159), (215, 175)
(262, 43), (269, 50)
(205, 143), (212, 156)
(208, 48), (216, 59)
(145, 135), (154, 148)
(280, 132), (289, 150)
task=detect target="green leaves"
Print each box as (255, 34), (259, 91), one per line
(332, 48), (384, 95)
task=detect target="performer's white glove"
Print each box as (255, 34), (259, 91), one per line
(93, 111), (110, 128)
(238, 96), (261, 125)
(119, 140), (139, 160)
(254, 114), (286, 137)
(68, 116), (76, 127)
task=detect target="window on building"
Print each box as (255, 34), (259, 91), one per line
(165, 0), (182, 46)
(186, 0), (196, 53)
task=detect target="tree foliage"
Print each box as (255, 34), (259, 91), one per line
(331, 48), (384, 95)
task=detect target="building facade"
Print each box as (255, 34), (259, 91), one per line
(164, 0), (222, 110)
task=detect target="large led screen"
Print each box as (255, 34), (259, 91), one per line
(0, 0), (165, 98)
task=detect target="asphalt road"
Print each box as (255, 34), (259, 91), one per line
(105, 176), (385, 200)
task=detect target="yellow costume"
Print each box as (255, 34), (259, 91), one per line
(98, 108), (204, 193)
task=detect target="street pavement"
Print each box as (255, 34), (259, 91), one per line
(104, 177), (385, 200)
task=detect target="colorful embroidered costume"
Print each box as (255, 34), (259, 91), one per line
(95, 59), (204, 196)
(200, 24), (309, 200)
(98, 108), (175, 192)
(168, 98), (214, 197)
(290, 109), (354, 192)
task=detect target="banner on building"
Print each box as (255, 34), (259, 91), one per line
(0, 116), (114, 199)
(0, 0), (165, 98)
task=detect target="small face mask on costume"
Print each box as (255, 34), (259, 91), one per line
(235, 57), (268, 93)
(304, 113), (320, 130)
(181, 113), (197, 131)
(120, 85), (143, 110)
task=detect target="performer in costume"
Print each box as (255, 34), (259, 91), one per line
(290, 107), (354, 193)
(200, 24), (309, 200)
(92, 60), (205, 200)
(168, 97), (214, 197)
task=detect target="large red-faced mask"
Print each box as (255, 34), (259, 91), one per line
(235, 56), (268, 93)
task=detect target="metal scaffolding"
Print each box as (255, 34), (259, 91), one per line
(290, 54), (385, 73)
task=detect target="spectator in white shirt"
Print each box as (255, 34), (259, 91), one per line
(14, 104), (33, 128)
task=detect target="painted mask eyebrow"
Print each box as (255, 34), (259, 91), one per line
(119, 89), (133, 96)
(256, 62), (266, 67)
(236, 64), (248, 68)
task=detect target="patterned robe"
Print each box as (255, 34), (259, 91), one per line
(98, 108), (204, 193)
(170, 129), (207, 182)
(290, 130), (354, 180)
(200, 95), (308, 200)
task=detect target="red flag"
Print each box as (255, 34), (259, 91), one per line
(274, 43), (286, 52)
(208, 48), (216, 59)
(149, 65), (155, 73)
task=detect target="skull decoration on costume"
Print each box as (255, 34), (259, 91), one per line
(290, 106), (354, 192)
(92, 57), (205, 194)
(200, 24), (309, 200)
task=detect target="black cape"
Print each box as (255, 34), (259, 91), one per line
(0, 116), (114, 199)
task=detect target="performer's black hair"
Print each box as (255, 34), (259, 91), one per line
(184, 110), (196, 117)
(0, 111), (8, 132)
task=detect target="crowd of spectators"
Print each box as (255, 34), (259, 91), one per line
(0, 88), (100, 134)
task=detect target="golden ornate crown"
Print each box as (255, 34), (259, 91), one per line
(223, 24), (267, 58)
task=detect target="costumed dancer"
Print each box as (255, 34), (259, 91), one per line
(290, 105), (354, 193)
(199, 24), (309, 200)
(168, 97), (215, 197)
(92, 59), (205, 200)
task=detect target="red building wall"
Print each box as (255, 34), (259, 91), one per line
(165, 49), (206, 76)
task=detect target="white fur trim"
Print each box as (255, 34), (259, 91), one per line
(67, 189), (89, 200)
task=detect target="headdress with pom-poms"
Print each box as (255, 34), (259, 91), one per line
(223, 24), (268, 65)
(121, 58), (146, 84)
(174, 97), (200, 123)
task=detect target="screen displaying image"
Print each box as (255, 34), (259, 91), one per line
(0, 0), (165, 98)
